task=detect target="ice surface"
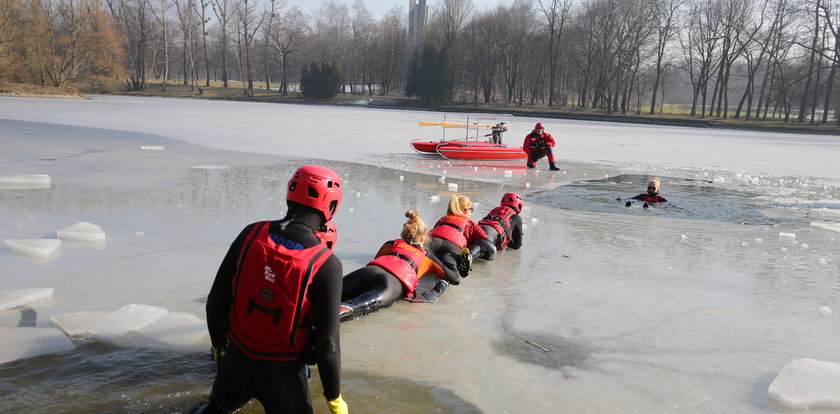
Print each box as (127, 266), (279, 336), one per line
(136, 312), (209, 347)
(86, 304), (168, 340)
(0, 327), (75, 364)
(3, 238), (61, 258)
(2, 96), (840, 413)
(0, 174), (51, 189)
(56, 221), (106, 242)
(50, 310), (111, 337)
(768, 358), (840, 409)
(0, 288), (54, 312)
(811, 221), (840, 233)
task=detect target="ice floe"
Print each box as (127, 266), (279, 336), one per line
(0, 174), (51, 189)
(56, 221), (106, 242)
(769, 358), (840, 410)
(3, 238), (61, 258)
(0, 288), (55, 312)
(0, 327), (75, 364)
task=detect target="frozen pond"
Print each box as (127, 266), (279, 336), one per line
(1, 95), (839, 413)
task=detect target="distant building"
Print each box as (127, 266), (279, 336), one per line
(408, 0), (427, 46)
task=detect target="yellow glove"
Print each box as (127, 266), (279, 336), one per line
(326, 394), (348, 414)
(212, 347), (225, 363)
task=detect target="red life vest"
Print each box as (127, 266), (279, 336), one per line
(478, 206), (516, 249)
(368, 239), (426, 296)
(429, 214), (469, 249)
(639, 194), (666, 203)
(228, 221), (332, 361)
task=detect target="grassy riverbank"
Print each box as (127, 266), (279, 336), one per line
(5, 79), (839, 135)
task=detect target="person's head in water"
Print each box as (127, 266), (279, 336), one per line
(447, 194), (474, 216)
(401, 210), (429, 247)
(647, 177), (661, 196)
(286, 165), (343, 226)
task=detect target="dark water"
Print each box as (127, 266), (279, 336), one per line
(527, 174), (814, 226)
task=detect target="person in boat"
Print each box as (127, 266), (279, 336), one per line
(428, 194), (490, 277)
(523, 122), (560, 170)
(202, 165), (348, 414)
(475, 192), (525, 260)
(620, 177), (668, 207)
(339, 210), (461, 322)
(489, 122), (507, 144)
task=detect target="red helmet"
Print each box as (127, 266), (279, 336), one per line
(287, 165), (342, 221)
(501, 192), (523, 213)
(317, 221), (338, 250)
(534, 122), (544, 130)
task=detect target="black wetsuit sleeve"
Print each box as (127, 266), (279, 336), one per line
(308, 254), (343, 400)
(630, 194), (646, 200)
(206, 224), (256, 350)
(659, 197), (668, 202)
(508, 215), (524, 250)
(427, 250), (461, 285)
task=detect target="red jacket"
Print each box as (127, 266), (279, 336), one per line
(522, 132), (556, 155)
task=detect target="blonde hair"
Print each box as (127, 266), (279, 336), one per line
(446, 194), (473, 216)
(401, 210), (429, 247)
(648, 177), (661, 187)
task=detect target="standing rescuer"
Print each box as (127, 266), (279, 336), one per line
(202, 165), (348, 414)
(523, 122), (560, 170)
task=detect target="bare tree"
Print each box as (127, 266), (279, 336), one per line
(649, 0), (683, 113)
(210, 0), (237, 86)
(234, 0), (263, 96)
(537, 0), (572, 107)
(270, 5), (306, 95)
(107, 0), (153, 90)
(373, 6), (408, 96)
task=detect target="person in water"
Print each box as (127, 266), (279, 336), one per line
(475, 192), (525, 260)
(622, 177), (668, 207)
(523, 122), (560, 170)
(428, 194), (490, 277)
(339, 210), (461, 321)
(202, 165), (348, 414)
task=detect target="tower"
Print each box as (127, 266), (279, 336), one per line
(408, 0), (428, 46)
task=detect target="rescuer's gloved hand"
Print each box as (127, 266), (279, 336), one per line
(326, 394), (349, 414)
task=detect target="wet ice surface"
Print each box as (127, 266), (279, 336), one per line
(0, 96), (839, 413)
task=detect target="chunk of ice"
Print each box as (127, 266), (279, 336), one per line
(0, 174), (51, 190)
(137, 312), (209, 347)
(504, 171), (513, 177)
(139, 145), (165, 151)
(0, 327), (75, 364)
(3, 238), (61, 258)
(86, 304), (168, 340)
(811, 222), (840, 233)
(51, 310), (111, 337)
(769, 358), (840, 410)
(448, 183), (458, 191)
(57, 221), (106, 242)
(778, 232), (796, 240)
(819, 306), (832, 316)
(0, 288), (55, 312)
